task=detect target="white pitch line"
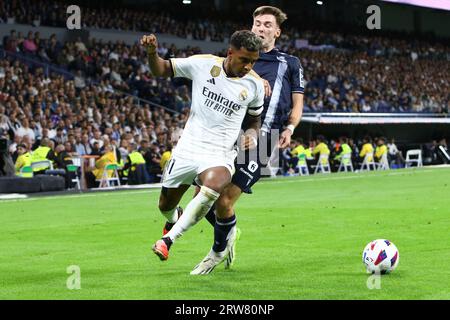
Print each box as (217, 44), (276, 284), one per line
(1, 167), (447, 202)
(0, 189), (159, 203)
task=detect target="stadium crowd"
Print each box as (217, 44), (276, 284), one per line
(0, 2), (449, 187)
(0, 56), (189, 185)
(2, 0), (449, 58)
(0, 53), (448, 186)
(2, 27), (448, 114)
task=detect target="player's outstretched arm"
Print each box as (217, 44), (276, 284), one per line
(140, 34), (173, 78)
(279, 93), (304, 149)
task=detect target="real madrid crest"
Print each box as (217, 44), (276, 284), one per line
(210, 65), (221, 78)
(239, 89), (248, 101)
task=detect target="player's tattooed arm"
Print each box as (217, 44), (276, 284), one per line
(140, 34), (174, 78)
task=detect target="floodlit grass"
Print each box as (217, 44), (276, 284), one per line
(1, 167), (449, 299)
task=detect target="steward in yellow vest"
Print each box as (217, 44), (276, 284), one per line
(31, 138), (57, 173)
(375, 137), (388, 162)
(359, 136), (374, 163)
(334, 137), (352, 161)
(123, 144), (149, 185)
(15, 144), (32, 177)
(312, 135), (330, 161)
(332, 137), (353, 172)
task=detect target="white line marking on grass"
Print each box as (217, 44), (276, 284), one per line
(0, 189), (159, 203)
(0, 194), (29, 200)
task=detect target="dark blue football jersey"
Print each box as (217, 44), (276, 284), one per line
(253, 48), (305, 132)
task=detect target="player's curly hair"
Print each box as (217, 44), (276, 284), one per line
(230, 30), (263, 52)
(253, 6), (288, 27)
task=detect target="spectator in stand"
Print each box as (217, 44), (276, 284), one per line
(15, 118), (35, 142)
(90, 141), (102, 156)
(23, 31), (38, 54)
(4, 30), (18, 53)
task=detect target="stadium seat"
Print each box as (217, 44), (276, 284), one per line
(297, 154), (309, 176)
(31, 160), (53, 172)
(98, 163), (121, 188)
(338, 153), (354, 172)
(66, 164), (81, 190)
(360, 152), (376, 171)
(314, 154), (331, 174)
(19, 166), (34, 177)
(405, 149), (423, 168)
(376, 153), (390, 171)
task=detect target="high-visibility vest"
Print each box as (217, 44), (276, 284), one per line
(128, 151), (146, 171)
(291, 145), (305, 158)
(119, 158), (128, 177)
(160, 151), (171, 170)
(305, 148), (312, 159)
(15, 152), (33, 177)
(375, 145), (387, 159)
(342, 143), (352, 155)
(313, 142), (330, 156)
(31, 146), (51, 171)
(336, 143), (352, 160)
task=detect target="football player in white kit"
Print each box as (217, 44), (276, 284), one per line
(140, 30), (265, 266)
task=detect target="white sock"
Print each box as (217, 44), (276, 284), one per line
(160, 207), (179, 223)
(164, 186), (219, 242)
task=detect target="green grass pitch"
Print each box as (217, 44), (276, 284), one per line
(1, 167), (450, 299)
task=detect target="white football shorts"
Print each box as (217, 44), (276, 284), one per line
(161, 154), (236, 188)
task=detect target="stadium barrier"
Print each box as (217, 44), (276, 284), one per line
(0, 175), (65, 194)
(297, 113), (450, 146)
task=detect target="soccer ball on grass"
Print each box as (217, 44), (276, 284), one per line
(362, 239), (399, 274)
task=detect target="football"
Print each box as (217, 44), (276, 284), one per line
(362, 239), (400, 274)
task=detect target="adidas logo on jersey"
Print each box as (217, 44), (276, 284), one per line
(207, 78), (216, 85)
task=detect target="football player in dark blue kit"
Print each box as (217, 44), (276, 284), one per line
(189, 6), (305, 275)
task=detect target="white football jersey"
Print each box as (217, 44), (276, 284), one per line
(170, 54), (264, 161)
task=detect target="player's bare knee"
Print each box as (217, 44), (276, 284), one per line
(217, 194), (231, 211)
(199, 167), (231, 193)
(216, 194), (235, 218)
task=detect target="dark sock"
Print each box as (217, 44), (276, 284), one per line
(212, 214), (236, 253)
(164, 221), (175, 232)
(205, 204), (216, 227)
(162, 237), (173, 249)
